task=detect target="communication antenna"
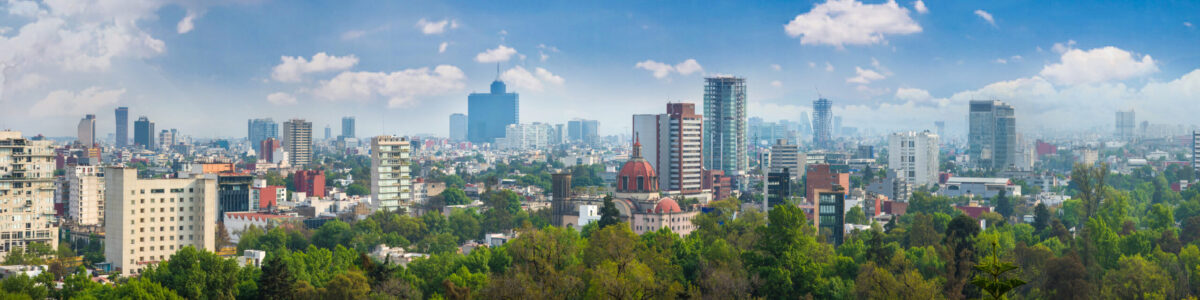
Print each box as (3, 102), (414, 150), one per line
(495, 63), (501, 81)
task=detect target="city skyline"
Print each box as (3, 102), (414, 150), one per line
(1, 0), (1199, 139)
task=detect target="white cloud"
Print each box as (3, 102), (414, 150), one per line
(0, 1), (168, 74)
(770, 80), (783, 87)
(825, 62), (835, 72)
(895, 87), (931, 101)
(1051, 40), (1076, 54)
(1039, 46), (1158, 85)
(311, 65), (466, 107)
(438, 42), (449, 53)
(846, 67), (885, 84)
(1010, 55), (1022, 61)
(913, 0), (928, 14)
(8, 0), (42, 17)
(674, 59), (704, 75)
(475, 45), (518, 63)
(808, 62), (816, 68)
(341, 30), (367, 40)
(7, 74), (47, 92)
(177, 10), (200, 34)
(499, 66), (565, 92)
(416, 18), (458, 35)
(974, 10), (995, 26)
(771, 64), (782, 71)
(784, 0), (922, 48)
(29, 87), (123, 117)
(1185, 22), (1193, 28)
(266, 92), (297, 105)
(994, 58), (1007, 64)
(537, 44), (559, 62)
(634, 59), (704, 79)
(534, 67), (564, 85)
(271, 52), (359, 82)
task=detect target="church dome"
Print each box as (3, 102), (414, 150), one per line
(617, 138), (658, 193)
(653, 197), (681, 213)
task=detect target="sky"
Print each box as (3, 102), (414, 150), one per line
(1, 0), (1198, 140)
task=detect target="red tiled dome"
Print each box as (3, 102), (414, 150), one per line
(654, 197), (681, 213)
(618, 138), (658, 193)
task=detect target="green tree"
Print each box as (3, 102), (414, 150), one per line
(971, 241), (1026, 300)
(1101, 255), (1175, 300)
(322, 270), (371, 300)
(140, 246), (241, 300)
(258, 255), (296, 300)
(597, 195), (621, 229)
(944, 214), (982, 299)
(441, 187), (471, 206)
(1033, 203), (1051, 233)
(845, 206), (868, 225)
(994, 189), (1014, 220)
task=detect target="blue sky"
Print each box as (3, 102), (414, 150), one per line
(1, 0), (1198, 139)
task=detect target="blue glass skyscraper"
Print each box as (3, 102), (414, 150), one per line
(467, 80), (519, 144)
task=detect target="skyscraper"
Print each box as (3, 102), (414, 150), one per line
(282, 119), (313, 167)
(115, 107), (128, 148)
(968, 100), (1016, 170)
(467, 80), (519, 144)
(158, 129), (174, 150)
(934, 121), (946, 141)
(630, 103), (704, 193)
(77, 114), (96, 147)
(133, 116), (155, 149)
(247, 118), (278, 147)
(1115, 110), (1135, 140)
(0, 131), (60, 258)
(324, 125), (332, 140)
(888, 131), (939, 186)
(770, 139), (804, 180)
(1193, 131), (1200, 179)
(567, 119), (600, 145)
(703, 76), (748, 184)
(448, 113), (468, 141)
(341, 116), (356, 139)
(812, 98), (832, 149)
(371, 136), (412, 213)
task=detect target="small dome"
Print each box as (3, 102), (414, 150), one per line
(616, 138), (658, 193)
(654, 198), (681, 213)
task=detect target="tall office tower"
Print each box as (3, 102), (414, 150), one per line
(281, 119), (313, 167)
(888, 131), (940, 186)
(968, 100), (1016, 170)
(371, 136), (413, 213)
(247, 118), (279, 147)
(449, 114), (468, 141)
(217, 174), (252, 222)
(104, 167), (217, 276)
(631, 103), (704, 193)
(467, 80), (519, 144)
(158, 129), (174, 150)
(934, 121), (945, 141)
(133, 116), (155, 149)
(798, 112), (812, 138)
(293, 170), (325, 198)
(259, 138), (281, 164)
(550, 123), (564, 145)
(1115, 110), (1135, 140)
(767, 168), (791, 207)
(631, 114), (660, 169)
(77, 114), (96, 146)
(703, 76), (748, 184)
(341, 116), (356, 139)
(0, 131), (60, 258)
(324, 126), (332, 141)
(833, 116), (843, 137)
(769, 139), (804, 180)
(115, 107), (129, 148)
(816, 186), (846, 245)
(67, 165), (105, 226)
(812, 98), (832, 149)
(567, 119), (601, 145)
(496, 123), (556, 150)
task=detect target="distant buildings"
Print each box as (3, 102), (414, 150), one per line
(449, 113), (468, 141)
(769, 139), (804, 180)
(703, 76), (748, 186)
(1193, 131), (1200, 177)
(218, 174), (253, 222)
(77, 114), (96, 147)
(888, 131), (939, 186)
(815, 186), (846, 245)
(134, 116), (155, 149)
(67, 165), (105, 226)
(247, 118), (279, 148)
(158, 129), (176, 150)
(282, 119), (313, 167)
(968, 100), (1016, 170)
(104, 167), (217, 276)
(812, 98), (833, 149)
(1116, 110), (1135, 140)
(805, 164), (849, 206)
(567, 119), (600, 145)
(371, 136), (413, 213)
(940, 177), (1021, 199)
(259, 138), (281, 164)
(497, 123), (556, 150)
(294, 170), (325, 198)
(0, 131), (60, 258)
(467, 80), (519, 144)
(341, 117), (356, 139)
(115, 107), (129, 148)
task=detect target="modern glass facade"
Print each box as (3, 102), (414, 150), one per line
(702, 76), (747, 186)
(467, 80), (519, 144)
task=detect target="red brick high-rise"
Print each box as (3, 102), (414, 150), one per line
(260, 138), (281, 163)
(294, 170), (326, 198)
(805, 164), (849, 204)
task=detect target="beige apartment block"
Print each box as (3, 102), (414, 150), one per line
(104, 167), (217, 276)
(0, 131), (59, 258)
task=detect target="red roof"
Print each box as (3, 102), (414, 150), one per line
(653, 198), (682, 213)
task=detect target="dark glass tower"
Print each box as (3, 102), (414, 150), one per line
(467, 80), (519, 144)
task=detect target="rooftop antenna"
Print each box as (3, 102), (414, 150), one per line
(495, 63), (500, 81)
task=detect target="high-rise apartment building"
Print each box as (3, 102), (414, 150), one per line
(1193, 131), (1200, 178)
(247, 118), (279, 147)
(888, 131), (939, 186)
(294, 170), (325, 198)
(104, 167), (217, 276)
(115, 107), (129, 148)
(78, 114), (96, 147)
(703, 76), (748, 185)
(0, 131), (59, 257)
(158, 129), (175, 150)
(812, 98), (833, 149)
(467, 80), (519, 144)
(449, 113), (468, 141)
(1116, 110), (1135, 140)
(341, 117), (356, 139)
(67, 165), (105, 226)
(324, 126), (332, 141)
(259, 138), (281, 164)
(632, 103), (705, 193)
(769, 139), (804, 180)
(968, 100), (1016, 170)
(496, 123), (556, 150)
(371, 136), (412, 213)
(134, 116), (155, 149)
(282, 119), (313, 167)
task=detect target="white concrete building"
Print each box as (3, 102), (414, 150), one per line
(940, 177), (1021, 199)
(370, 136), (412, 213)
(104, 167), (218, 276)
(888, 131), (939, 186)
(0, 131), (59, 258)
(67, 165), (105, 226)
(769, 139), (805, 179)
(496, 123), (556, 150)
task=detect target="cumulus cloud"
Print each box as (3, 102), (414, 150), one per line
(825, 62), (835, 72)
(1039, 46), (1158, 85)
(416, 18), (458, 35)
(475, 45), (518, 63)
(311, 65), (466, 107)
(438, 42), (449, 53)
(913, 0), (928, 14)
(1051, 40), (1077, 54)
(266, 92), (297, 105)
(784, 0), (922, 48)
(974, 10), (995, 26)
(0, 0), (168, 74)
(177, 10), (200, 34)
(846, 67), (886, 84)
(29, 87), (124, 117)
(499, 66), (565, 92)
(537, 44), (559, 62)
(341, 30), (367, 40)
(635, 59), (704, 79)
(271, 52), (359, 82)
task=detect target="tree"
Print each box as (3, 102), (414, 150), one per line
(322, 270), (371, 300)
(1101, 255), (1175, 299)
(944, 214), (981, 299)
(1043, 253), (1092, 300)
(258, 255), (296, 300)
(597, 194), (621, 229)
(441, 187), (471, 206)
(845, 206), (868, 225)
(1182, 216), (1200, 245)
(345, 184), (369, 196)
(971, 241), (1026, 300)
(994, 189), (1014, 220)
(1033, 203), (1051, 233)
(140, 246), (241, 300)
